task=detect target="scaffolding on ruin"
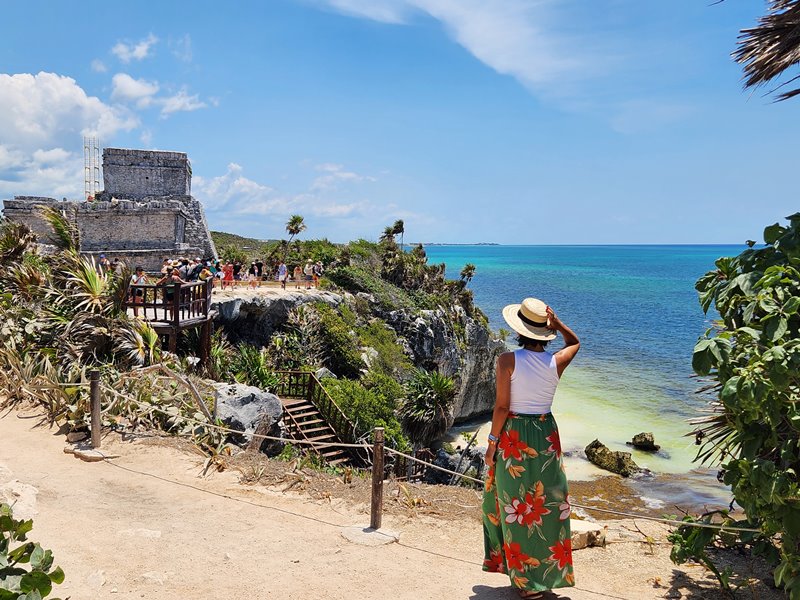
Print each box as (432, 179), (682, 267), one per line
(83, 136), (101, 201)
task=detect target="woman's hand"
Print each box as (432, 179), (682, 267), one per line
(546, 306), (564, 332)
(485, 444), (497, 466)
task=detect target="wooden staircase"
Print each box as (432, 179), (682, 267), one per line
(282, 397), (351, 466)
(275, 371), (359, 467)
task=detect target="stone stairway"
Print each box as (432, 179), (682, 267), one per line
(282, 397), (351, 466)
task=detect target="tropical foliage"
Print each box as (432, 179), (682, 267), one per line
(669, 213), (800, 597)
(398, 368), (456, 449)
(0, 503), (65, 599)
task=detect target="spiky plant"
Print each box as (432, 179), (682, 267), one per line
(398, 369), (456, 449)
(0, 220), (36, 266)
(40, 206), (80, 254)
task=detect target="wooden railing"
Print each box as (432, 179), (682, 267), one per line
(124, 279), (213, 325)
(275, 370), (357, 446)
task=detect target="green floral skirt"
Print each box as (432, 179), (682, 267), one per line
(482, 413), (574, 592)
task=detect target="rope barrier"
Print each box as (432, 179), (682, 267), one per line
(101, 392), (762, 534)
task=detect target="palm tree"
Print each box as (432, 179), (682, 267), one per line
(398, 369), (456, 449)
(460, 263), (476, 285)
(379, 225), (396, 244)
(734, 0), (800, 101)
(392, 219), (405, 251)
(286, 215), (307, 243)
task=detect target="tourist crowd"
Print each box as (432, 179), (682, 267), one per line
(97, 253), (325, 292)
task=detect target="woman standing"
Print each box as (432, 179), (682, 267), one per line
(482, 298), (580, 599)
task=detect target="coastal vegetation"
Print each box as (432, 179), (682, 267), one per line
(0, 503), (64, 599)
(669, 213), (800, 597)
(0, 212), (484, 463)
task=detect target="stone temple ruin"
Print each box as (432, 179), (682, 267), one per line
(2, 148), (217, 270)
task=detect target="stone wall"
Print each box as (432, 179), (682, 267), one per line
(103, 148), (191, 199)
(77, 201), (180, 251)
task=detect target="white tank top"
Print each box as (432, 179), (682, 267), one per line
(509, 348), (559, 414)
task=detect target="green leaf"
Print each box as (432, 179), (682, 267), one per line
(28, 546), (43, 569)
(765, 223), (786, 244)
(19, 571), (51, 596)
(48, 566), (64, 585)
(783, 296), (800, 315)
(765, 317), (788, 342)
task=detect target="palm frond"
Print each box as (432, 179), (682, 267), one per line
(734, 0), (800, 101)
(40, 206), (80, 253)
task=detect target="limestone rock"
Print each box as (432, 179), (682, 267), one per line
(315, 367), (337, 380)
(626, 432), (660, 452)
(212, 291), (342, 343)
(213, 383), (284, 455)
(585, 439), (640, 477)
(424, 447), (484, 485)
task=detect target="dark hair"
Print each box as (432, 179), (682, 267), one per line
(135, 265), (144, 272)
(517, 334), (549, 348)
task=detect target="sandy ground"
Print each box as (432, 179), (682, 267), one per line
(0, 408), (782, 600)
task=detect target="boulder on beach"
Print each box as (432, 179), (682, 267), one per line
(585, 439), (640, 477)
(626, 432), (660, 452)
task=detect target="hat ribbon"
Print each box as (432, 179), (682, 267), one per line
(518, 310), (548, 328)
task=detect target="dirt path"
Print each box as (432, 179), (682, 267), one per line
(0, 409), (777, 600)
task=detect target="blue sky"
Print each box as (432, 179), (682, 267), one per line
(0, 1), (796, 244)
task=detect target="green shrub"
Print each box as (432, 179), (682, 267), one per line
(0, 503), (65, 599)
(672, 213), (800, 597)
(315, 303), (363, 378)
(322, 377), (409, 451)
(358, 321), (412, 376)
(398, 369), (456, 449)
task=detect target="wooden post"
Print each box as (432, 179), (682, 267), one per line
(370, 427), (385, 530)
(172, 282), (181, 327)
(90, 370), (101, 449)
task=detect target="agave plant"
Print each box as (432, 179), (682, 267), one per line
(116, 320), (161, 366)
(0, 219), (36, 265)
(398, 368), (456, 449)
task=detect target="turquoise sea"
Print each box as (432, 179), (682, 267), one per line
(425, 244), (743, 511)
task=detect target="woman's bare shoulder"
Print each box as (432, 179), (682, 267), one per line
(497, 351), (515, 368)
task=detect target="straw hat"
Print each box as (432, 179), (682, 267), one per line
(501, 297), (556, 341)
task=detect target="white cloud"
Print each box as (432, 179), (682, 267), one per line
(319, 0), (593, 94)
(322, 0), (409, 24)
(0, 72), (138, 199)
(160, 88), (207, 117)
(193, 162), (371, 221)
(111, 33), (158, 63)
(170, 34), (193, 63)
(311, 163), (375, 191)
(111, 73), (160, 108)
(91, 59), (107, 73)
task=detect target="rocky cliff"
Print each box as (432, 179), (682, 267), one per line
(211, 289), (504, 421)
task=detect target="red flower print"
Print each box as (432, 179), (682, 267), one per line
(521, 490), (551, 527)
(504, 497), (530, 525)
(483, 548), (505, 573)
(499, 430), (529, 461)
(559, 495), (571, 521)
(503, 542), (531, 572)
(548, 538), (573, 570)
(484, 466), (495, 492)
(546, 430), (562, 458)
